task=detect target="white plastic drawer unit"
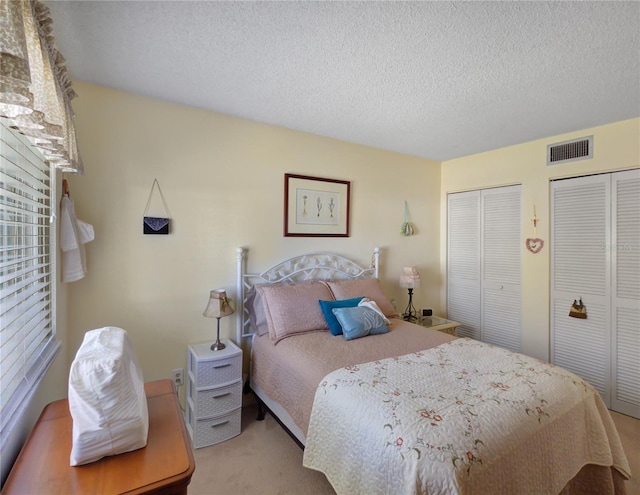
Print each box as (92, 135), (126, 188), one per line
(186, 407), (242, 449)
(188, 380), (242, 416)
(188, 342), (242, 389)
(186, 340), (243, 448)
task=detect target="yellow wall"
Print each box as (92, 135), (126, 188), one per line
(63, 81), (441, 385)
(440, 118), (640, 361)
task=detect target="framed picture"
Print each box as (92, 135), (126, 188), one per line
(284, 173), (350, 237)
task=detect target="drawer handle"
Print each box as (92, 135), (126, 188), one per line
(211, 420), (229, 428)
(213, 363), (231, 369)
(212, 392), (231, 399)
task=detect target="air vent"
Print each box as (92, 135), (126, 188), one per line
(547, 136), (593, 165)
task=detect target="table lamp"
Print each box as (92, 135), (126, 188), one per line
(399, 266), (420, 321)
(203, 289), (234, 351)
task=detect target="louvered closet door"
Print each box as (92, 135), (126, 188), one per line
(447, 191), (481, 340)
(551, 175), (611, 403)
(611, 170), (640, 418)
(481, 187), (522, 352)
(447, 186), (522, 349)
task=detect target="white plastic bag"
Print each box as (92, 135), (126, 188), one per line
(68, 327), (148, 466)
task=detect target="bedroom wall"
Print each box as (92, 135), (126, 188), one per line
(439, 118), (640, 362)
(62, 81), (442, 385)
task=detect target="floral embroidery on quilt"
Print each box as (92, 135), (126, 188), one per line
(316, 339), (593, 476)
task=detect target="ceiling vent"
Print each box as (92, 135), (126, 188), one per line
(547, 136), (593, 165)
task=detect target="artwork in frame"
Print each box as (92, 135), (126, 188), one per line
(284, 173), (350, 237)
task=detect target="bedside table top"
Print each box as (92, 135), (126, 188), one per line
(189, 339), (241, 360)
(418, 316), (459, 329)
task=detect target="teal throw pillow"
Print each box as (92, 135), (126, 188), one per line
(319, 297), (364, 335)
(332, 306), (389, 341)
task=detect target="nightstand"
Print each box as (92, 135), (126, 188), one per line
(186, 339), (242, 449)
(418, 316), (461, 336)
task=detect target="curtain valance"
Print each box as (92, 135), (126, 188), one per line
(1, 0), (83, 174)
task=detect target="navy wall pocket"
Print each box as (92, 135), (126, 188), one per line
(143, 216), (169, 235)
(143, 179), (171, 235)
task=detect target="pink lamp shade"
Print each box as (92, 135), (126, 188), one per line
(399, 266), (421, 289)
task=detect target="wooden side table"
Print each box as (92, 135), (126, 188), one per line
(418, 315), (461, 336)
(2, 380), (195, 495)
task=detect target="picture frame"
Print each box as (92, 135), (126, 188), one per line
(284, 173), (350, 237)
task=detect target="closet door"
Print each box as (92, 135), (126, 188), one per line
(551, 170), (640, 418)
(447, 191), (481, 340)
(481, 187), (522, 352)
(551, 175), (611, 402)
(611, 170), (640, 417)
(447, 185), (522, 350)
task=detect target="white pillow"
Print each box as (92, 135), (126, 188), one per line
(68, 327), (148, 466)
(358, 297), (391, 325)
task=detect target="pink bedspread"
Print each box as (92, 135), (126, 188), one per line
(251, 318), (454, 436)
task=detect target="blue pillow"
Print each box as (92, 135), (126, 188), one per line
(331, 306), (389, 341)
(319, 297), (364, 335)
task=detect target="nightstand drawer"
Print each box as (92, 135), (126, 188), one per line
(189, 352), (241, 388)
(189, 380), (242, 418)
(188, 408), (241, 449)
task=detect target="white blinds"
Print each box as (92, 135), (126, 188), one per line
(0, 119), (58, 434)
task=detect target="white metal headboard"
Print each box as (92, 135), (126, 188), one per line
(236, 247), (380, 343)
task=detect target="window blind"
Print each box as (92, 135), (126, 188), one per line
(0, 120), (59, 441)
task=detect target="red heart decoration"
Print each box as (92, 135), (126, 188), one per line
(526, 238), (544, 254)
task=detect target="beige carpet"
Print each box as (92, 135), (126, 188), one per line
(189, 405), (639, 495)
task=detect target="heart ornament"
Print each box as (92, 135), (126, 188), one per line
(526, 238), (544, 254)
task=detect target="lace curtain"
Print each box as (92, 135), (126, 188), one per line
(1, 0), (83, 174)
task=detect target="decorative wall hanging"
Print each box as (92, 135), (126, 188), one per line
(143, 179), (171, 235)
(531, 204), (539, 234)
(400, 201), (415, 236)
(569, 298), (587, 319)
(526, 238), (544, 254)
(526, 204), (544, 253)
(284, 174), (350, 237)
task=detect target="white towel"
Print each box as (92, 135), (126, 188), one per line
(60, 196), (94, 282)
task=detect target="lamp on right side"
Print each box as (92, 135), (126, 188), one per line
(399, 266), (420, 322)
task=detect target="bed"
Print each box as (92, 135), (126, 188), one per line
(235, 247), (631, 495)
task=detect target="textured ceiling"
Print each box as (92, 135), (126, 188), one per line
(44, 1), (640, 161)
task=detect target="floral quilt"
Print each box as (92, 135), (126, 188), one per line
(303, 338), (630, 495)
